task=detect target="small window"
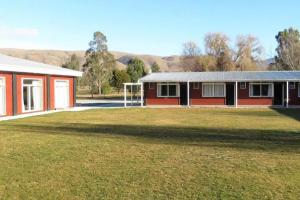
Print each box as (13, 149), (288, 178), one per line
(193, 82), (199, 89)
(157, 83), (179, 97)
(202, 83), (225, 97)
(240, 82), (246, 89)
(148, 83), (154, 89)
(249, 83), (273, 97)
(289, 82), (295, 90)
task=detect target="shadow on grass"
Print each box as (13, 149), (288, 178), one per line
(272, 108), (300, 122)
(6, 122), (300, 152)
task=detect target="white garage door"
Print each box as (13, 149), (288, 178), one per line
(55, 80), (70, 109)
(0, 78), (5, 115)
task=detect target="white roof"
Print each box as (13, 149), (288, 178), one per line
(0, 53), (82, 77)
(139, 71), (300, 82)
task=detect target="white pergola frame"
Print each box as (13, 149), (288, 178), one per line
(123, 82), (144, 107)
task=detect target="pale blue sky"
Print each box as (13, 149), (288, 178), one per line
(0, 0), (299, 57)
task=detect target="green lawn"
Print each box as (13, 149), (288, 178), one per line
(0, 108), (300, 199)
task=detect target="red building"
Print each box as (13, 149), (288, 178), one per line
(139, 72), (300, 108)
(0, 54), (82, 117)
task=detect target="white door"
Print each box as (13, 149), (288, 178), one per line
(0, 78), (5, 116)
(55, 80), (70, 109)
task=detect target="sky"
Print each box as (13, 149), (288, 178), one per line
(0, 0), (299, 58)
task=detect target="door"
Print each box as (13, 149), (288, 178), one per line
(55, 80), (70, 109)
(22, 79), (43, 112)
(180, 83), (187, 105)
(0, 78), (5, 115)
(273, 82), (283, 106)
(226, 83), (234, 106)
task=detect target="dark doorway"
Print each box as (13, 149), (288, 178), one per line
(226, 83), (235, 106)
(274, 82), (283, 106)
(180, 83), (187, 105)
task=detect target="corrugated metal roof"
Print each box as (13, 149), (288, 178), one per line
(139, 71), (300, 82)
(0, 53), (82, 77)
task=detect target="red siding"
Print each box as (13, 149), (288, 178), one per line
(190, 82), (226, 105)
(144, 82), (180, 105)
(0, 72), (13, 116)
(50, 76), (74, 109)
(238, 83), (273, 106)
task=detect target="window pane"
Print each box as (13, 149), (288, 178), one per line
(23, 86), (29, 111)
(299, 83), (300, 97)
(169, 85), (177, 96)
(203, 84), (213, 97)
(261, 84), (269, 96)
(161, 85), (168, 96)
(214, 84), (224, 97)
(251, 85), (261, 96)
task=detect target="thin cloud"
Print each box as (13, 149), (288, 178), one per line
(0, 26), (39, 37)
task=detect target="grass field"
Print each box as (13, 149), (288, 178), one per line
(0, 108), (300, 199)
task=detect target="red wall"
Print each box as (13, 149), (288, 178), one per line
(190, 82), (226, 105)
(237, 83), (273, 106)
(0, 72), (13, 116)
(144, 82), (180, 105)
(0, 71), (75, 117)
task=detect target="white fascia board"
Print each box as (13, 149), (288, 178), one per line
(0, 64), (82, 77)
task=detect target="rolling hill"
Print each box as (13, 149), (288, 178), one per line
(0, 48), (182, 72)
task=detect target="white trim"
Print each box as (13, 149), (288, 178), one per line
(0, 77), (6, 116)
(21, 78), (44, 113)
(54, 79), (70, 109)
(192, 82), (199, 89)
(249, 83), (274, 98)
(240, 82), (246, 89)
(202, 83), (226, 97)
(157, 82), (180, 98)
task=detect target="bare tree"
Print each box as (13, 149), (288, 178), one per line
(204, 33), (234, 71)
(234, 35), (263, 71)
(181, 41), (202, 71)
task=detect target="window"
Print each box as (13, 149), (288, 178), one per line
(193, 82), (199, 89)
(22, 79), (43, 112)
(148, 83), (154, 89)
(0, 78), (5, 116)
(240, 82), (246, 89)
(289, 82), (295, 89)
(202, 83), (225, 97)
(157, 83), (179, 97)
(249, 83), (273, 97)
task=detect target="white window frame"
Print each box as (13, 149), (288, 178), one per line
(148, 82), (154, 89)
(157, 82), (180, 97)
(240, 82), (246, 89)
(54, 79), (70, 109)
(249, 83), (274, 98)
(202, 83), (226, 97)
(289, 82), (296, 90)
(21, 78), (43, 113)
(0, 77), (6, 116)
(193, 82), (200, 89)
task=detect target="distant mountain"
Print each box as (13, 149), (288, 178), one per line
(0, 48), (272, 71)
(0, 48), (183, 72)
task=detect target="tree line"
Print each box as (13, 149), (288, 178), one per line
(62, 27), (300, 96)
